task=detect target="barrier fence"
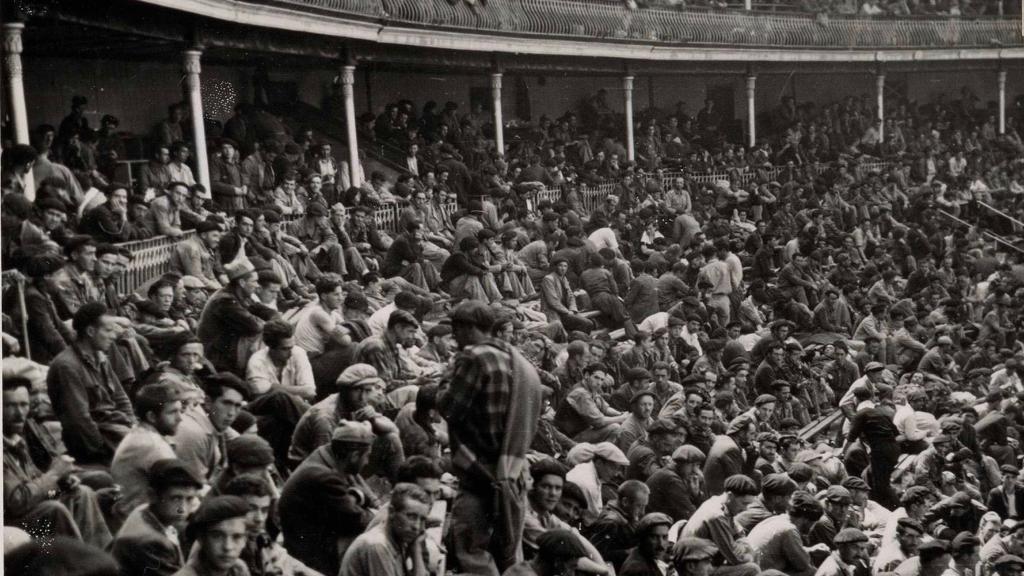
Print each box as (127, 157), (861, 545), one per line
(268, 0), (1022, 48)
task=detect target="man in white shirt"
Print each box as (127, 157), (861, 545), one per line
(893, 390), (935, 454)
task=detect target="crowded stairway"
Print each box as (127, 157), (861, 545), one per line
(1, 79), (1024, 576)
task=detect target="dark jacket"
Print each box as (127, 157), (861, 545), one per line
(624, 274), (659, 325)
(110, 505), (184, 576)
(987, 485), (1024, 520)
(646, 467), (703, 522)
(196, 286), (263, 375)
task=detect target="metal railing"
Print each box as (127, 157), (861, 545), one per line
(263, 0), (1023, 48)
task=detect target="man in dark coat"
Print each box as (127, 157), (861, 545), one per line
(196, 259), (265, 376)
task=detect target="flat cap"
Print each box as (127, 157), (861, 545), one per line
(307, 202), (328, 216)
(450, 300), (495, 328)
(181, 275), (206, 289)
(825, 485), (852, 504)
(626, 367), (651, 382)
(723, 474), (758, 496)
(224, 258), (256, 282)
(841, 476), (870, 492)
(336, 363), (384, 389)
(918, 540), (950, 563)
(834, 528), (868, 544)
(226, 435), (274, 469)
(536, 529), (588, 562)
(673, 537), (718, 563)
(951, 531), (980, 552)
(755, 394), (778, 407)
(897, 517), (925, 534)
(331, 421), (374, 445)
(426, 323), (452, 338)
(790, 491), (825, 518)
(387, 309), (419, 330)
(630, 390), (656, 405)
(672, 445), (707, 464)
(770, 319), (795, 331)
(994, 554), (1024, 572)
(148, 458), (202, 490)
(864, 362), (885, 373)
(900, 485), (933, 504)
(668, 316), (686, 327)
(761, 473), (798, 497)
(636, 512), (673, 535)
(1002, 464), (1021, 475)
(648, 418), (680, 436)
(591, 442), (629, 465)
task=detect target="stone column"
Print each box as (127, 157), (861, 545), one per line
(998, 69), (1007, 135)
(491, 71), (504, 155)
(624, 75), (635, 162)
(341, 64), (361, 188)
(746, 74), (757, 148)
(876, 72), (885, 142)
(4, 23), (34, 199)
(183, 49), (211, 193)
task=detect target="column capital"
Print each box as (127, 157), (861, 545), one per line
(3, 22), (24, 55)
(183, 49), (202, 75)
(746, 75), (756, 90)
(340, 64), (356, 86)
(490, 72), (503, 89)
(623, 76), (634, 91)
(998, 69), (1007, 84)
(876, 73), (886, 85)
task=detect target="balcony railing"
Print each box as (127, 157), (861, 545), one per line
(263, 0), (1023, 48)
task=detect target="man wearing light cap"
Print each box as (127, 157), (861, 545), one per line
(440, 300), (544, 575)
(911, 432), (954, 492)
(197, 257), (264, 375)
(873, 517), (925, 573)
(169, 219), (224, 290)
(809, 485), (853, 548)
(814, 527), (868, 576)
(918, 335), (954, 381)
(288, 363), (401, 476)
(619, 512), (673, 576)
(672, 537), (719, 576)
(616, 389), (656, 453)
(681, 474), (761, 576)
(540, 254), (594, 334)
(279, 421), (378, 576)
(746, 490), (823, 576)
(988, 464), (1024, 520)
(646, 444), (706, 522)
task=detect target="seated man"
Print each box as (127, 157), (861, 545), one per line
(541, 255), (595, 334)
(111, 459), (202, 576)
(47, 302), (135, 465)
(354, 309), (431, 391)
(381, 221), (442, 293)
(177, 495), (251, 576)
(3, 376), (113, 549)
(555, 363), (627, 443)
(680, 474), (761, 576)
(339, 483), (433, 576)
(440, 236), (502, 303)
(280, 422), (378, 576)
(173, 373), (247, 483)
(288, 363), (403, 480)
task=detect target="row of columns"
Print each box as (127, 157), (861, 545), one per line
(0, 19), (1015, 198)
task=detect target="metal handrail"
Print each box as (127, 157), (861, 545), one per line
(938, 209), (1024, 254)
(265, 0), (1023, 48)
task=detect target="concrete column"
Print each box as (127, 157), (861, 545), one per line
(623, 75), (635, 162)
(183, 49), (211, 193)
(876, 72), (885, 142)
(746, 75), (757, 148)
(491, 72), (504, 155)
(341, 64), (361, 187)
(745, 0), (752, 9)
(4, 22), (34, 199)
(998, 69), (1007, 135)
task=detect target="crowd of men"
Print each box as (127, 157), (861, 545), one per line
(0, 83), (1023, 576)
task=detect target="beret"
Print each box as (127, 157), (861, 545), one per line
(561, 481), (587, 506)
(668, 316), (686, 327)
(630, 390), (656, 405)
(394, 291), (421, 309)
(336, 363), (384, 389)
(426, 323), (452, 338)
(672, 445), (706, 464)
(35, 197), (66, 213)
(825, 485), (852, 504)
(344, 291), (369, 310)
(307, 202), (328, 216)
(450, 300), (495, 328)
(332, 421), (374, 445)
(704, 339), (724, 352)
(530, 458), (567, 481)
(22, 253), (66, 278)
(790, 491), (825, 518)
(195, 219), (221, 234)
(187, 495), (249, 538)
(948, 491), (972, 507)
(788, 463), (815, 483)
(148, 458), (202, 490)
(900, 485), (933, 504)
(549, 254), (569, 266)
(771, 380), (791, 390)
(723, 474), (758, 496)
(918, 539), (950, 563)
(761, 473), (798, 497)
(230, 411), (256, 435)
(387, 309), (419, 330)
(834, 527), (868, 544)
(864, 361), (885, 373)
(673, 537), (718, 563)
(897, 517), (925, 534)
(951, 531), (980, 552)
(460, 237), (480, 252)
(755, 394), (778, 407)
(841, 476), (870, 492)
(263, 211), (282, 224)
(626, 367), (651, 382)
(648, 418), (680, 436)
(536, 529), (588, 562)
(64, 234), (96, 256)
(226, 435), (274, 468)
(636, 512), (673, 535)
(756, 432), (778, 444)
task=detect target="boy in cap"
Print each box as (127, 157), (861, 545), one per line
(815, 527), (869, 576)
(646, 445), (706, 523)
(619, 512), (673, 576)
(176, 495), (250, 576)
(672, 537), (718, 576)
(111, 459), (203, 576)
(809, 485), (853, 548)
(734, 473), (798, 533)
